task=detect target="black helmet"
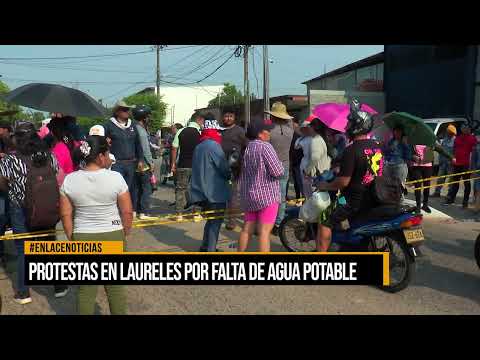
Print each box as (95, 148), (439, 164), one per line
(345, 99), (373, 138)
(132, 105), (152, 121)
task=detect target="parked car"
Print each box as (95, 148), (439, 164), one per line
(423, 118), (468, 174)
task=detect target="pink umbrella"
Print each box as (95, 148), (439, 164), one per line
(312, 103), (378, 133)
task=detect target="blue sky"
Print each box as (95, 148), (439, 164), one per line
(0, 45), (383, 107)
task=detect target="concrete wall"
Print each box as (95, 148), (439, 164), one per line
(309, 90), (385, 114)
(153, 85), (223, 126)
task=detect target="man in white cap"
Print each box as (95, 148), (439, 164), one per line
(265, 102), (294, 236)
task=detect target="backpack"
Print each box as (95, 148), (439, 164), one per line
(21, 154), (60, 231)
(371, 174), (404, 205)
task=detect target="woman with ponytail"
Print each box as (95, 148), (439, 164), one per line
(60, 136), (132, 315)
(0, 121), (68, 304)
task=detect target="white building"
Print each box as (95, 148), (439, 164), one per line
(137, 85), (224, 126)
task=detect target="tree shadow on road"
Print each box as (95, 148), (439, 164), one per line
(414, 259), (480, 306)
(422, 195), (480, 221)
(143, 223), (203, 252)
(32, 286), (103, 315)
(425, 238), (476, 261)
(149, 198), (176, 216)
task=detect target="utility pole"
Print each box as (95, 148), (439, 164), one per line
(156, 45), (161, 102)
(243, 45), (250, 130)
(263, 45), (270, 120)
(154, 45), (168, 102)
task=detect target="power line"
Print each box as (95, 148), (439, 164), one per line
(1, 76), (153, 85)
(190, 48), (238, 84)
(174, 46), (228, 78)
(151, 47), (239, 86)
(0, 60), (153, 74)
(1, 74), (200, 85)
(102, 77), (153, 102)
(0, 46), (199, 61)
(162, 45), (211, 73)
(0, 48), (155, 61)
(161, 45), (200, 51)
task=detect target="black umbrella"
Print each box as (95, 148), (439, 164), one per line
(2, 83), (107, 118)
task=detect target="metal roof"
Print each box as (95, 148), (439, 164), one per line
(302, 52), (384, 85)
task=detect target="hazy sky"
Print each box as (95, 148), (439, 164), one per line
(0, 45), (383, 107)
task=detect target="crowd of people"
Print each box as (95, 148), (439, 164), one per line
(0, 100), (160, 311)
(0, 97), (479, 312)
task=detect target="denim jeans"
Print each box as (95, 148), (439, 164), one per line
(0, 191), (8, 259)
(199, 202), (226, 252)
(10, 202), (57, 293)
(112, 161), (137, 210)
(384, 162), (409, 200)
(433, 162), (451, 195)
(175, 168), (192, 214)
(10, 203), (29, 293)
(133, 171), (152, 214)
(275, 166), (289, 227)
(292, 165), (304, 199)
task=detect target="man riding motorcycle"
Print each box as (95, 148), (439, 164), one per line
(314, 100), (384, 252)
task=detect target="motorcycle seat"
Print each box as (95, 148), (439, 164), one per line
(351, 204), (416, 223)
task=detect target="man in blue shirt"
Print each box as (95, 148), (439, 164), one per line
(382, 126), (412, 198)
(189, 117), (231, 252)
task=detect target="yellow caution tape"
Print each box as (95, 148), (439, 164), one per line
(2, 167), (480, 241)
(405, 169), (480, 185)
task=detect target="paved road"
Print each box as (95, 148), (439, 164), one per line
(1, 183), (479, 315)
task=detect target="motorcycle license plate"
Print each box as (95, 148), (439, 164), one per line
(403, 229), (424, 244)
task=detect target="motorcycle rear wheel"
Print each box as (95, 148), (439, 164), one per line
(370, 231), (415, 293)
(279, 217), (316, 252)
(475, 234), (480, 269)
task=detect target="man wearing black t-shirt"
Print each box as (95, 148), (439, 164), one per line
(315, 100), (383, 252)
(220, 107), (247, 230)
(171, 112), (204, 220)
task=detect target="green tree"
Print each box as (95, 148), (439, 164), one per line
(77, 116), (105, 132)
(123, 92), (167, 133)
(0, 80), (29, 121)
(76, 105), (113, 134)
(208, 82), (243, 108)
(31, 112), (45, 125)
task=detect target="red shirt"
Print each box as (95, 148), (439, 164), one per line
(454, 134), (477, 166)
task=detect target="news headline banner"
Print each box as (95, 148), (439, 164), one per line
(24, 242), (389, 286)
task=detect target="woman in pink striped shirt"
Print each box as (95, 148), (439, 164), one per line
(239, 117), (284, 252)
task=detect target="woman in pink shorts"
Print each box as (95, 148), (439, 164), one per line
(239, 117), (284, 252)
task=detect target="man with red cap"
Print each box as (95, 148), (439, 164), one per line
(189, 114), (231, 252)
